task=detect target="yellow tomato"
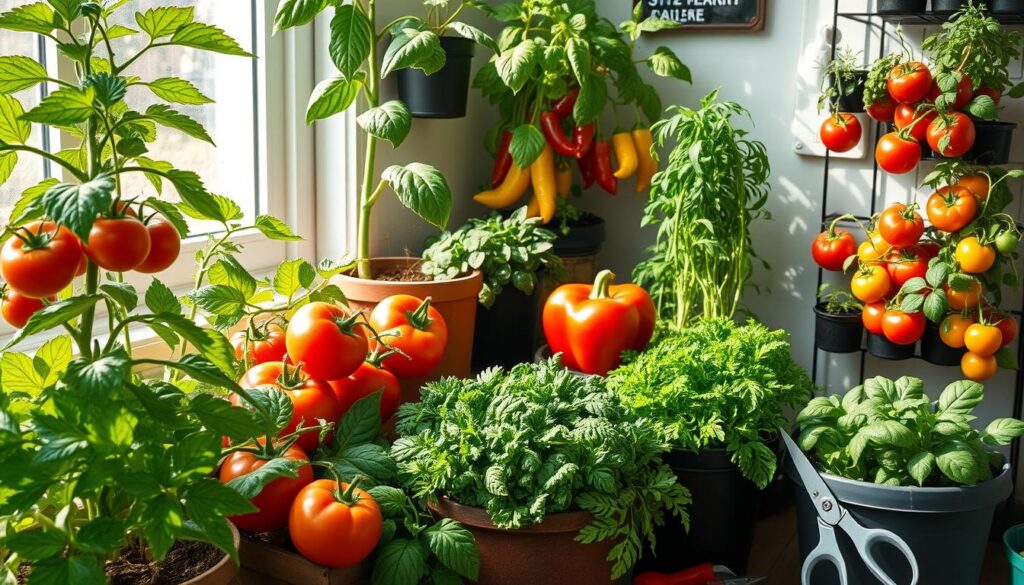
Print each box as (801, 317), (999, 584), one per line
(955, 236), (996, 274)
(964, 323), (1002, 356)
(939, 314), (974, 349)
(851, 264), (892, 304)
(961, 351), (998, 381)
(946, 281), (982, 310)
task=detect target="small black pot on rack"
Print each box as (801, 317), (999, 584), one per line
(867, 333), (916, 360)
(932, 0), (992, 12)
(830, 70), (868, 113)
(814, 304), (864, 353)
(921, 120), (1016, 165)
(920, 321), (966, 366)
(877, 0), (927, 12)
(992, 0), (1024, 13)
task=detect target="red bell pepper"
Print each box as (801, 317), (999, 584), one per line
(633, 564), (718, 585)
(551, 86), (579, 118)
(573, 123), (595, 158)
(577, 148), (595, 188)
(541, 112), (578, 158)
(592, 139), (618, 195)
(542, 269), (656, 375)
(490, 131), (513, 188)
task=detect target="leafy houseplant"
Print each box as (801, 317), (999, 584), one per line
(819, 48), (867, 114)
(633, 91), (770, 330)
(392, 357), (691, 581)
(0, 2), (322, 582)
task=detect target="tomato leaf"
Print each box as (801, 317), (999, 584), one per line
(21, 86), (96, 127)
(372, 538), (429, 585)
(255, 214), (303, 241)
(925, 261), (949, 288)
(187, 284), (247, 317)
(367, 485), (408, 517)
(4, 295), (103, 350)
(135, 6), (193, 39)
(273, 259), (315, 297)
(146, 104), (213, 144)
(383, 163), (452, 231)
(242, 387), (294, 434)
(899, 293), (924, 313)
(226, 457), (305, 500)
(189, 394), (260, 440)
(64, 348), (131, 395)
(995, 346), (1018, 370)
(100, 282), (138, 313)
(0, 55), (49, 94)
(923, 289), (948, 323)
(145, 278), (181, 315)
(330, 391), (382, 454)
(169, 22), (251, 56)
(322, 443), (397, 485)
(421, 519), (480, 580)
(6, 528), (68, 561)
(0, 2), (56, 35)
(144, 77), (212, 105)
(965, 95), (997, 121)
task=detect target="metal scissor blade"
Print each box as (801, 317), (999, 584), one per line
(778, 426), (843, 525)
(718, 578), (767, 585)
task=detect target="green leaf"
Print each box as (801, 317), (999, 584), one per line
(253, 214), (301, 241)
(995, 346), (1018, 370)
(41, 174), (114, 241)
(982, 418), (1024, 446)
(367, 485), (408, 517)
(4, 295), (102, 350)
(495, 39), (539, 93)
(0, 55), (49, 94)
(421, 519), (480, 580)
(145, 278), (181, 315)
(382, 29), (444, 77)
(372, 538), (428, 585)
(0, 2), (56, 34)
(100, 282), (138, 312)
(509, 123), (545, 169)
(64, 348), (131, 394)
(324, 443), (397, 484)
(637, 17), (681, 33)
(965, 95), (997, 121)
(1, 352), (44, 395)
(146, 103), (213, 144)
(357, 100), (412, 148)
(184, 478), (256, 563)
(449, 21), (496, 52)
(105, 24), (137, 40)
(164, 169), (227, 221)
(859, 420), (915, 448)
(273, 258), (315, 297)
(227, 456), (305, 500)
(76, 518), (126, 554)
(273, 0), (329, 30)
(172, 354), (239, 390)
(382, 163), (452, 230)
(646, 46), (690, 82)
(35, 335), (73, 387)
(305, 75), (362, 124)
(0, 151), (15, 186)
(188, 284), (247, 317)
(936, 443), (978, 484)
(938, 380), (984, 414)
(573, 73), (607, 126)
(21, 86), (95, 127)
(141, 493), (184, 560)
(144, 198), (189, 237)
(30, 556), (106, 585)
(923, 290), (948, 323)
(189, 395), (259, 443)
(8, 178), (57, 226)
(329, 4), (372, 80)
(926, 261), (949, 288)
(5, 528), (66, 561)
(208, 256), (257, 299)
(47, 0), (83, 21)
(566, 38), (591, 84)
(83, 72), (127, 106)
(144, 77), (213, 105)
(331, 391), (382, 452)
(169, 22), (251, 56)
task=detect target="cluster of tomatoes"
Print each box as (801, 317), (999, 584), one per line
(812, 173), (1019, 381)
(821, 61), (997, 175)
(0, 205), (181, 328)
(218, 294), (447, 567)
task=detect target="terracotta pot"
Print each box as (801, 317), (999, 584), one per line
(181, 523), (241, 585)
(238, 534), (369, 585)
(332, 257), (483, 403)
(429, 497), (616, 585)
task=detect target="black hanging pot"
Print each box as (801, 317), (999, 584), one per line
(472, 279), (541, 371)
(552, 213), (606, 258)
(830, 71), (868, 113)
(814, 304), (864, 353)
(920, 321), (965, 366)
(963, 121), (1016, 165)
(877, 0), (927, 11)
(396, 36), (475, 119)
(992, 0), (1024, 12)
(932, 0), (992, 11)
(867, 332), (915, 360)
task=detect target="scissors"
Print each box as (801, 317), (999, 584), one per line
(779, 428), (919, 585)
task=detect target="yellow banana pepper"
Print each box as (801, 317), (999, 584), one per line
(612, 131), (638, 179)
(473, 162), (531, 208)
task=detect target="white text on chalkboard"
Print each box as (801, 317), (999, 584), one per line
(646, 0), (743, 23)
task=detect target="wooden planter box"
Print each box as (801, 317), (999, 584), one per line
(238, 535), (369, 585)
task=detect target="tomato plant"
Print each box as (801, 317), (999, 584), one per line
(1, 221), (83, 298)
(231, 323), (288, 366)
(218, 445), (313, 533)
(927, 74), (972, 110)
(887, 61), (932, 103)
(286, 302), (369, 381)
(86, 216), (152, 272)
(812, 218), (857, 271)
(866, 95), (898, 122)
(329, 362), (401, 422)
(288, 478), (383, 568)
(878, 203), (924, 247)
(893, 102), (936, 143)
(955, 236), (996, 274)
(876, 132), (922, 175)
(886, 249), (928, 288)
(0, 289), (52, 328)
(237, 361), (342, 453)
(369, 295), (448, 378)
(852, 264), (892, 304)
(134, 217), (182, 274)
(882, 309), (926, 345)
(820, 113), (862, 153)
(926, 186), (976, 233)
(926, 112), (976, 158)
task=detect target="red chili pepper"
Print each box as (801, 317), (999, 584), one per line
(490, 131), (513, 188)
(573, 124), (595, 159)
(592, 139), (617, 195)
(540, 112), (577, 158)
(633, 563), (719, 585)
(577, 148), (595, 188)
(551, 86), (579, 118)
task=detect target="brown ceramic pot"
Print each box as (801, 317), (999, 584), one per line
(181, 523), (241, 585)
(238, 533), (369, 585)
(332, 257), (483, 403)
(429, 497), (616, 585)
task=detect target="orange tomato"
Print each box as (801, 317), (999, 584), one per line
(955, 174), (990, 201)
(858, 239), (887, 263)
(985, 310), (1018, 347)
(961, 351), (998, 381)
(939, 314), (974, 348)
(926, 186), (976, 233)
(862, 302), (887, 335)
(955, 236), (996, 274)
(851, 264), (892, 304)
(946, 281), (982, 310)
(964, 323), (1002, 356)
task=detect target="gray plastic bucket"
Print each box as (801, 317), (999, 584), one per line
(789, 456), (1011, 585)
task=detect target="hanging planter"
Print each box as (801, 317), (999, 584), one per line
(932, 0), (992, 11)
(830, 70), (868, 113)
(866, 332), (915, 360)
(814, 303), (864, 353)
(920, 321), (965, 366)
(397, 37), (476, 119)
(964, 121), (1016, 164)
(992, 0), (1024, 12)
(877, 0), (927, 12)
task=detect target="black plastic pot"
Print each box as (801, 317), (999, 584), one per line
(396, 36), (475, 119)
(866, 332), (915, 360)
(552, 213), (605, 258)
(932, 0), (991, 11)
(965, 121), (1016, 165)
(920, 321), (965, 366)
(830, 70), (868, 113)
(789, 457), (1011, 585)
(472, 281), (541, 371)
(992, 0), (1024, 12)
(877, 0), (927, 11)
(814, 304), (864, 353)
(638, 448), (765, 575)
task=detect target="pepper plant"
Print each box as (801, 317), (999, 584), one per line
(0, 2), (323, 582)
(274, 0), (494, 279)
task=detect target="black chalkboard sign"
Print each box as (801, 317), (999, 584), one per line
(638, 0), (766, 32)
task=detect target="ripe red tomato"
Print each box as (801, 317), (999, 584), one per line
(866, 95), (898, 123)
(985, 310), (1018, 347)
(820, 113), (862, 153)
(218, 445), (313, 533)
(927, 112), (976, 158)
(916, 241), (941, 260)
(285, 302), (368, 381)
(955, 174), (990, 201)
(882, 310), (926, 345)
(973, 85), (1001, 105)
(86, 216), (151, 272)
(1, 289), (53, 328)
(927, 74), (972, 110)
(887, 61), (933, 103)
(231, 324), (288, 365)
(926, 186), (977, 233)
(1, 221), (83, 298)
(369, 295), (448, 378)
(811, 228), (857, 271)
(878, 203), (924, 248)
(863, 302), (887, 335)
(893, 103), (936, 143)
(236, 361), (342, 453)
(134, 218), (181, 273)
(289, 479), (382, 568)
(328, 362), (401, 422)
(886, 249), (928, 288)
(875, 132), (922, 175)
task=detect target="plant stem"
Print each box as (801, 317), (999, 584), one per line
(356, 0), (380, 280)
(0, 144), (90, 182)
